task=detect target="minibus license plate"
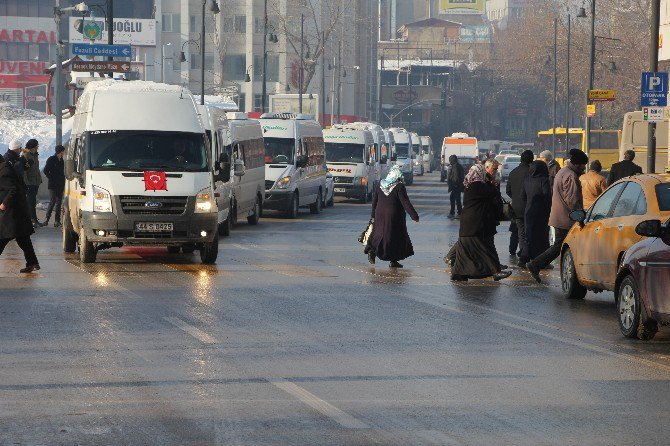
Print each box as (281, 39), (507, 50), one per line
(334, 188), (345, 193)
(135, 222), (173, 232)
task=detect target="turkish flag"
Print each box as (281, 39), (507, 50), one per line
(143, 171), (167, 191)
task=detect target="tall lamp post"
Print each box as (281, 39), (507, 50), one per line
(578, 1), (596, 158)
(200, 0), (219, 105)
(648, 0), (661, 173)
(54, 1), (89, 146)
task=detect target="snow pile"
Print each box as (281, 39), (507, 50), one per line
(84, 79), (187, 94)
(0, 103), (73, 167)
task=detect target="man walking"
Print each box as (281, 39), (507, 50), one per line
(43, 145), (66, 227)
(22, 139), (43, 227)
(608, 150), (642, 185)
(447, 155), (464, 218)
(539, 150), (560, 188)
(0, 144), (40, 273)
(580, 160), (608, 209)
(506, 150), (534, 266)
(527, 149), (588, 283)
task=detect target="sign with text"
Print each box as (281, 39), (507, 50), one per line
(381, 85), (442, 107)
(69, 17), (156, 46)
(641, 72), (668, 107)
(588, 89), (616, 102)
(71, 61), (131, 73)
(72, 43), (132, 58)
(643, 106), (665, 122)
(439, 0), (484, 14)
(586, 104), (596, 118)
(459, 26), (491, 42)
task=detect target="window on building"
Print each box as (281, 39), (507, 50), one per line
(253, 94), (263, 112)
(162, 13), (181, 33)
(238, 93), (246, 112)
(173, 55), (182, 71)
(222, 15), (246, 33)
(252, 54), (280, 81)
(222, 54), (246, 80)
(190, 53), (216, 70)
(190, 15), (216, 33)
(254, 17), (264, 34)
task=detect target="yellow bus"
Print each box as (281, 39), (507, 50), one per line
(620, 111), (669, 174)
(535, 128), (621, 170)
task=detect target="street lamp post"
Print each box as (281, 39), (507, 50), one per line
(552, 18), (557, 156)
(299, 13), (304, 113)
(648, 0), (661, 173)
(201, 0), (220, 105)
(579, 0), (596, 157)
(565, 14), (571, 153)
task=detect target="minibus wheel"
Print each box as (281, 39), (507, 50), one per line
(62, 214), (77, 253)
(310, 190), (322, 214)
(200, 233), (219, 264)
(79, 230), (96, 263)
(247, 196), (261, 225)
(287, 193), (299, 219)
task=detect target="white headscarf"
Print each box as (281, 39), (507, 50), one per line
(380, 164), (404, 196)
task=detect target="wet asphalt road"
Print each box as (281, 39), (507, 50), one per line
(2, 172), (670, 446)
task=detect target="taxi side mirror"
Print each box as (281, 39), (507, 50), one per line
(635, 219), (663, 238)
(569, 209), (587, 228)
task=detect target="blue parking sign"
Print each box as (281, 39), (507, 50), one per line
(641, 72), (668, 107)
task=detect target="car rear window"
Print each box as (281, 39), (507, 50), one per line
(657, 183), (670, 211)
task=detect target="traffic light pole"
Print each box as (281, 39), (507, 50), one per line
(648, 0), (661, 173)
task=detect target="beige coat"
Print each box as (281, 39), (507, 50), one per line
(580, 170), (607, 209)
(548, 163), (583, 230)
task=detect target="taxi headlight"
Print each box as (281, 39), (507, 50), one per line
(92, 185), (112, 213)
(195, 190), (215, 213)
(276, 176), (291, 189)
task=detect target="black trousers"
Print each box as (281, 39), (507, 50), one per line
(45, 189), (63, 223)
(449, 190), (463, 215)
(530, 227), (569, 269)
(25, 185), (39, 222)
(509, 220), (518, 254)
(514, 218), (529, 262)
(0, 236), (39, 266)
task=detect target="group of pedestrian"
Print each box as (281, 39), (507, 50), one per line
(0, 138), (65, 273)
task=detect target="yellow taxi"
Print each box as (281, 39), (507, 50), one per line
(560, 174), (670, 299)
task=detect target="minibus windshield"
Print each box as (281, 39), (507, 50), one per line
(325, 143), (365, 163)
(264, 137), (295, 164)
(395, 143), (409, 157)
(89, 130), (208, 172)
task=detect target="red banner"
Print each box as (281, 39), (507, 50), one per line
(143, 171), (167, 191)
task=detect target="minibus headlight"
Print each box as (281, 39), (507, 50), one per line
(276, 176), (291, 189)
(195, 189), (215, 213)
(92, 185), (112, 213)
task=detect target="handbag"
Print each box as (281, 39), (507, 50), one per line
(501, 198), (516, 221)
(358, 218), (374, 245)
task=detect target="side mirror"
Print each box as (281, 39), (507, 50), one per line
(635, 219), (663, 237)
(233, 159), (246, 177)
(569, 209), (587, 225)
(296, 155), (308, 168)
(65, 158), (76, 180)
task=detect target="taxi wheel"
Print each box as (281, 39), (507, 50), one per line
(561, 247), (586, 300)
(618, 275), (658, 341)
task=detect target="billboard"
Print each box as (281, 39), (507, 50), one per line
(381, 86), (442, 107)
(439, 0), (485, 14)
(269, 94), (320, 121)
(459, 26), (491, 42)
(69, 17), (157, 46)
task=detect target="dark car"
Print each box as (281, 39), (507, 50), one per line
(615, 217), (670, 340)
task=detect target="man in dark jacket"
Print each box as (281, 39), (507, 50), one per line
(527, 149), (587, 283)
(43, 145), (66, 227)
(22, 138), (43, 227)
(0, 150), (40, 273)
(608, 150), (642, 185)
(506, 150), (534, 265)
(447, 155), (465, 218)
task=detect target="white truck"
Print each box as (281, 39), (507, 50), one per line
(440, 133), (479, 182)
(260, 113), (327, 218)
(323, 125), (376, 203)
(389, 127), (414, 185)
(62, 80), (219, 264)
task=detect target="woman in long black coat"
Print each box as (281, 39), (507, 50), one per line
(447, 164), (511, 281)
(0, 155), (40, 272)
(366, 165), (419, 268)
(522, 160), (552, 260)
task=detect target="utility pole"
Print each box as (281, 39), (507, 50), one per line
(261, 0), (268, 113)
(299, 14), (304, 113)
(378, 53), (384, 127)
(552, 18), (557, 156)
(648, 0), (661, 173)
(321, 30), (326, 126)
(107, 0), (114, 76)
(54, 0), (63, 146)
(336, 40), (342, 124)
(565, 14), (571, 154)
(330, 53), (336, 126)
(584, 0), (596, 157)
(201, 0), (206, 105)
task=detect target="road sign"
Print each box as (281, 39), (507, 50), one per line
(588, 89), (616, 102)
(643, 106), (665, 122)
(641, 72), (668, 107)
(75, 77), (105, 89)
(586, 104), (596, 118)
(72, 43), (132, 58)
(71, 61), (131, 73)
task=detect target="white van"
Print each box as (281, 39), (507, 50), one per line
(351, 122), (389, 181)
(621, 110), (669, 174)
(62, 80), (219, 264)
(410, 132), (423, 176)
(420, 135), (434, 173)
(260, 113), (327, 218)
(389, 127), (414, 185)
(200, 106), (265, 236)
(383, 129), (396, 168)
(441, 133), (479, 182)
(323, 125), (376, 203)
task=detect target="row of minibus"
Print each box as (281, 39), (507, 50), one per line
(60, 80), (433, 264)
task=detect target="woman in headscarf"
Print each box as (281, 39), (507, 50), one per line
(446, 164), (512, 281)
(365, 165), (419, 268)
(521, 160), (552, 262)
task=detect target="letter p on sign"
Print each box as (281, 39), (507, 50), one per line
(649, 75), (662, 90)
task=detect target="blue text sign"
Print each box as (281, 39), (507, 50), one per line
(72, 43), (132, 58)
(641, 72), (668, 107)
